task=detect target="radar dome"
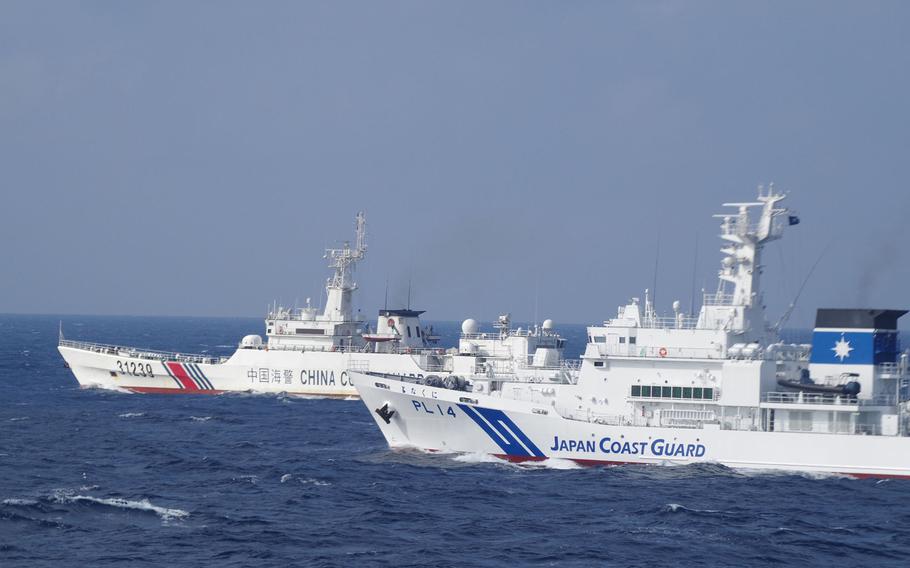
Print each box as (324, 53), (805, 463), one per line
(461, 318), (478, 334)
(542, 319), (554, 330)
(240, 334), (263, 349)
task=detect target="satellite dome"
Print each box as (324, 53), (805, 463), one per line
(542, 319), (554, 330)
(241, 334), (263, 349)
(461, 318), (478, 334)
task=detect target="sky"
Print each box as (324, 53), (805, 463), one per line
(1, 1), (909, 327)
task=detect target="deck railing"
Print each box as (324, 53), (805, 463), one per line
(59, 339), (227, 365)
(762, 391), (898, 407)
(596, 344), (726, 360)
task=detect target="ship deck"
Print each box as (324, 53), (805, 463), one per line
(59, 339), (227, 365)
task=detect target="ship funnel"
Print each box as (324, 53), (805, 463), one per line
(809, 309), (906, 399)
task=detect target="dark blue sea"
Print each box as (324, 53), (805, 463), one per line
(2, 314), (910, 567)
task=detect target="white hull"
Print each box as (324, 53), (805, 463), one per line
(59, 345), (437, 397)
(355, 374), (910, 479)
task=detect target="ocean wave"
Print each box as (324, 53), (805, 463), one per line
(283, 393), (357, 401)
(279, 474), (332, 486)
(451, 452), (505, 465)
(2, 498), (39, 506)
(449, 453), (584, 470)
(663, 503), (723, 515)
(233, 475), (259, 485)
(118, 412), (145, 419)
(734, 467), (854, 481)
(526, 457), (583, 470)
(82, 384), (133, 395)
(8, 416), (29, 422)
(190, 416), (212, 422)
(50, 491), (189, 521)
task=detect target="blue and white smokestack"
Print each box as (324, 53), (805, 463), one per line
(809, 309), (906, 399)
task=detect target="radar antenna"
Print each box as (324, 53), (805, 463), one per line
(321, 212), (368, 322)
(325, 211), (367, 291)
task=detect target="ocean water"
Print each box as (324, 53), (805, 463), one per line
(2, 314), (910, 567)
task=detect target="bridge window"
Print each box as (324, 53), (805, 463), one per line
(619, 337), (626, 344)
(630, 385), (715, 400)
(407, 326), (412, 338)
(629, 337), (636, 344)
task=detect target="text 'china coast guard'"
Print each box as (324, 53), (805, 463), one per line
(354, 187), (910, 479)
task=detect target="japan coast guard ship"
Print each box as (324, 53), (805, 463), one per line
(354, 189), (910, 478)
(58, 213), (569, 397)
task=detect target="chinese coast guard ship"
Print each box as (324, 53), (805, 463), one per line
(354, 189), (910, 478)
(58, 213), (570, 397)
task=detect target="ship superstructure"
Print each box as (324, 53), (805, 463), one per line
(354, 188), (910, 478)
(264, 213), (369, 352)
(58, 213), (570, 396)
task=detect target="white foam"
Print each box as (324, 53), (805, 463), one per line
(118, 412), (145, 419)
(190, 416), (212, 422)
(280, 474), (293, 483)
(664, 503), (722, 514)
(52, 492), (188, 521)
(8, 417), (28, 422)
(300, 478), (331, 487)
(734, 467), (853, 481)
(452, 452), (511, 465)
(284, 394), (341, 400)
(796, 470), (854, 481)
(2, 498), (38, 506)
(84, 384), (133, 394)
(525, 457), (582, 470)
(451, 453), (582, 470)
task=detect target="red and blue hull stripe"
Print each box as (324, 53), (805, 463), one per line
(153, 361), (218, 392)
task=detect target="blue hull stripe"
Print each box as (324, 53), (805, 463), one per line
(193, 364), (215, 390)
(457, 404), (546, 458)
(184, 364), (205, 389)
(187, 364), (213, 390)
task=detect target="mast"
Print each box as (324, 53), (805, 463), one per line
(322, 212), (367, 322)
(698, 184), (798, 342)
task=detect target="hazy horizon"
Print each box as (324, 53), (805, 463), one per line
(3, 2), (909, 328)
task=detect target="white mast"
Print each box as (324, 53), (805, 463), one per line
(322, 212), (367, 322)
(698, 184), (795, 342)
